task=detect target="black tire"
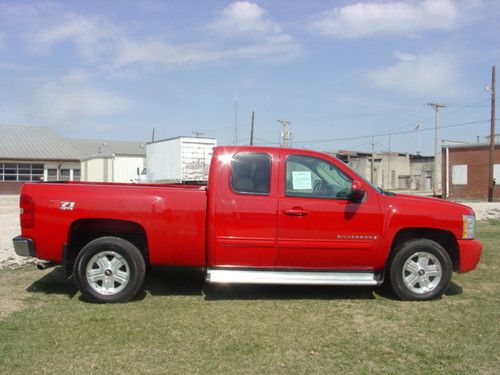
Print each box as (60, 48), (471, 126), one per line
(73, 236), (146, 303)
(388, 239), (452, 301)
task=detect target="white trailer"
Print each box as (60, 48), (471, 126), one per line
(146, 136), (216, 183)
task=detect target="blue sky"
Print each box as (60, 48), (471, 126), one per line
(0, 0), (498, 154)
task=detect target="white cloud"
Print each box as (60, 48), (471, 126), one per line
(111, 1), (298, 69)
(31, 12), (119, 59)
(28, 70), (129, 127)
(232, 34), (299, 60)
(365, 52), (461, 97)
(311, 0), (459, 38)
(209, 1), (281, 34)
(14, 2), (298, 71)
(112, 34), (298, 68)
(113, 39), (224, 68)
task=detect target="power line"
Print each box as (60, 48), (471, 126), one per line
(251, 119), (493, 146)
(290, 119), (492, 145)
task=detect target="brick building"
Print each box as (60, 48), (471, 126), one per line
(442, 140), (500, 201)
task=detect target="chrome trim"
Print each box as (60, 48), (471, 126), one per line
(12, 236), (36, 257)
(206, 269), (380, 286)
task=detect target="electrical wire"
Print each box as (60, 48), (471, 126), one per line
(252, 119), (494, 145)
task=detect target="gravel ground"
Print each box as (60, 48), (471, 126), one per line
(0, 195), (35, 268)
(1, 194), (499, 269)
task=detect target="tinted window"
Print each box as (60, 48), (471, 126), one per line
(231, 152), (271, 195)
(286, 155), (352, 199)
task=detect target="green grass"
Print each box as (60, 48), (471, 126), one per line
(1, 222), (499, 374)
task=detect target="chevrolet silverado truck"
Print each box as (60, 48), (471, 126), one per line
(13, 146), (482, 303)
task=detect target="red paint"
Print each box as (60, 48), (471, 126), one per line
(457, 240), (483, 273)
(19, 146), (482, 274)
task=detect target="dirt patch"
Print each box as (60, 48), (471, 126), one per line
(466, 202), (500, 221)
(0, 194), (35, 268)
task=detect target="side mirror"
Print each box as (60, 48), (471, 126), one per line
(137, 167), (140, 175)
(349, 180), (365, 201)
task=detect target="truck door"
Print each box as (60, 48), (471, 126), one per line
(277, 152), (382, 270)
(208, 150), (278, 268)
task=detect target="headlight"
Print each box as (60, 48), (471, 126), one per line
(463, 215), (476, 239)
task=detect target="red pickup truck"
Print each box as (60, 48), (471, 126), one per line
(13, 146), (482, 302)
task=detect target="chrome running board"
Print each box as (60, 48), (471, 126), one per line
(206, 269), (380, 286)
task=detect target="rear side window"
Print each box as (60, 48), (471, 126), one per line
(231, 152), (271, 195)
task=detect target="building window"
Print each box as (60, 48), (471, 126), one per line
(47, 169), (58, 182)
(452, 165), (468, 185)
(73, 169), (81, 181)
(0, 163), (45, 182)
(60, 169), (71, 181)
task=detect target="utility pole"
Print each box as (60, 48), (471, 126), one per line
(387, 131), (391, 190)
(371, 136), (375, 184)
(277, 119), (292, 147)
(488, 65), (496, 202)
(250, 111), (255, 146)
(428, 102), (447, 197)
(152, 128), (155, 142)
(415, 123), (421, 155)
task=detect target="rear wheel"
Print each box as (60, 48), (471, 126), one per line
(388, 239), (452, 301)
(73, 236), (146, 303)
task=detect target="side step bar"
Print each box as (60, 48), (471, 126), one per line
(206, 269), (381, 286)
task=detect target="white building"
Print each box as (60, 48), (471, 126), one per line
(335, 150), (434, 191)
(0, 124), (146, 193)
(68, 138), (146, 183)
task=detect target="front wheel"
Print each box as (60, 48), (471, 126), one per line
(73, 236), (146, 303)
(388, 239), (452, 301)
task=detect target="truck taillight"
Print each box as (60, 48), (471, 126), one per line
(20, 194), (34, 228)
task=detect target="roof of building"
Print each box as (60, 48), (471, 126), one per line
(442, 142), (500, 149)
(66, 138), (146, 158)
(0, 124), (81, 160)
(147, 135), (217, 145)
(0, 124), (146, 160)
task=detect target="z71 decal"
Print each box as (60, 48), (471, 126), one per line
(60, 201), (75, 211)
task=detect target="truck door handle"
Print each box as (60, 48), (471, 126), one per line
(283, 208), (309, 216)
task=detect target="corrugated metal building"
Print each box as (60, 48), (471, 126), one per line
(0, 124), (146, 193)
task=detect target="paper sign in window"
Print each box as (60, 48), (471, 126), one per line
(292, 171), (312, 190)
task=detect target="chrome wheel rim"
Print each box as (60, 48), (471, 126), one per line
(402, 251), (442, 294)
(86, 251), (130, 296)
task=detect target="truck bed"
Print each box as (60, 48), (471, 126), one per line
(20, 182), (208, 266)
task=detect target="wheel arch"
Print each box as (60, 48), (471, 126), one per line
(387, 227), (459, 272)
(65, 218), (149, 277)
